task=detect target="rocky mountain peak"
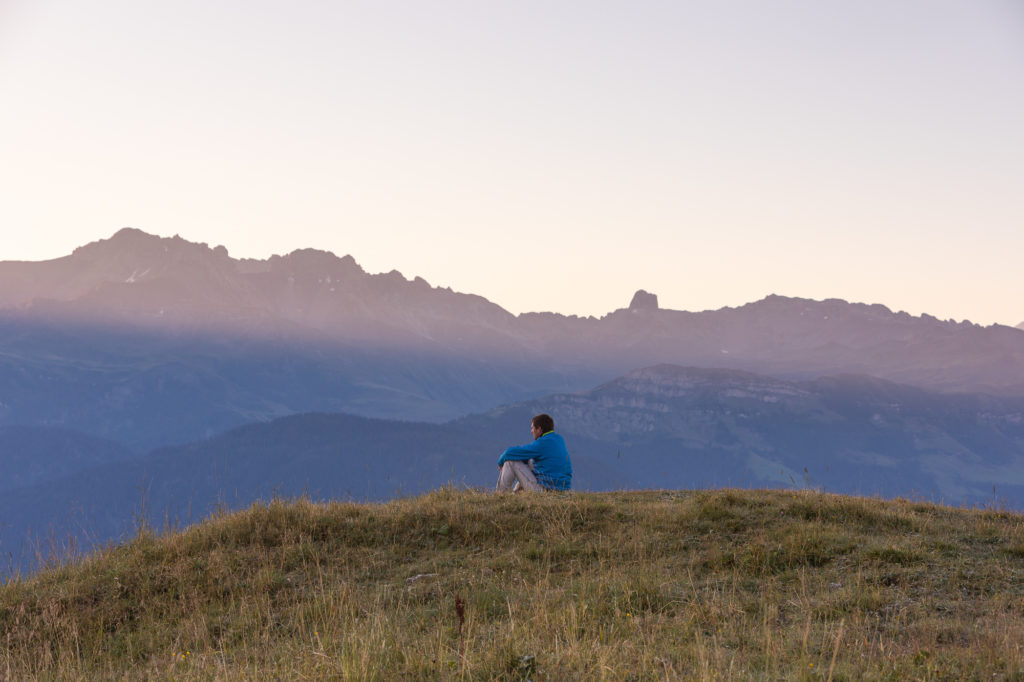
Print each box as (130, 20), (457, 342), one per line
(628, 289), (658, 311)
(274, 249), (365, 277)
(73, 228), (230, 267)
(110, 226), (154, 242)
(75, 227), (161, 257)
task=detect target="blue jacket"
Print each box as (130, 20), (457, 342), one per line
(498, 431), (572, 491)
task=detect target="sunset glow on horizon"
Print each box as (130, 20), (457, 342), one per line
(1, 1), (1022, 325)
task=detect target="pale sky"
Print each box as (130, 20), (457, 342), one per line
(2, 1), (1022, 324)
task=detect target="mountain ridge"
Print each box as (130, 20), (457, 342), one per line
(0, 228), (1005, 330)
(3, 229), (1024, 451)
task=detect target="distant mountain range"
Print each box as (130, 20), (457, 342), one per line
(2, 228), (1024, 450)
(4, 363), (1024, 576)
(4, 229), (1024, 575)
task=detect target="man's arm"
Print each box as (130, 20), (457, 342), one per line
(498, 441), (543, 466)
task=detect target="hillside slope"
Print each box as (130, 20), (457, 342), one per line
(2, 489), (1023, 679)
(0, 426), (136, 492)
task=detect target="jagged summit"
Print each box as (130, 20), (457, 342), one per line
(76, 227), (227, 257)
(743, 293), (888, 311)
(70, 229), (364, 270)
(75, 227), (161, 257)
(272, 248), (365, 276)
(0, 228), (516, 344)
(3, 228), (1024, 409)
(109, 226), (153, 241)
(747, 295), (988, 329)
(628, 289), (658, 311)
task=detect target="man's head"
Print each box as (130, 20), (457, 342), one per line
(530, 413), (554, 439)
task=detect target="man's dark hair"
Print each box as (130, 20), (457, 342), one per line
(532, 413), (554, 434)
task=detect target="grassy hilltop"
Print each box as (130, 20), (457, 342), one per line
(3, 488), (1024, 680)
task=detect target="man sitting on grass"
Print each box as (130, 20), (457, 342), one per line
(495, 413), (572, 492)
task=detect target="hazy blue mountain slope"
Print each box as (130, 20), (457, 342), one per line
(0, 413), (617, 575)
(472, 366), (1024, 504)
(0, 426), (135, 492)
(0, 315), (594, 450)
(5, 364), (1024, 577)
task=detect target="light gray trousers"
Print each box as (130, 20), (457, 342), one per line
(495, 459), (543, 492)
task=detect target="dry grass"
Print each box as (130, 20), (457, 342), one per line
(3, 487), (1024, 680)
